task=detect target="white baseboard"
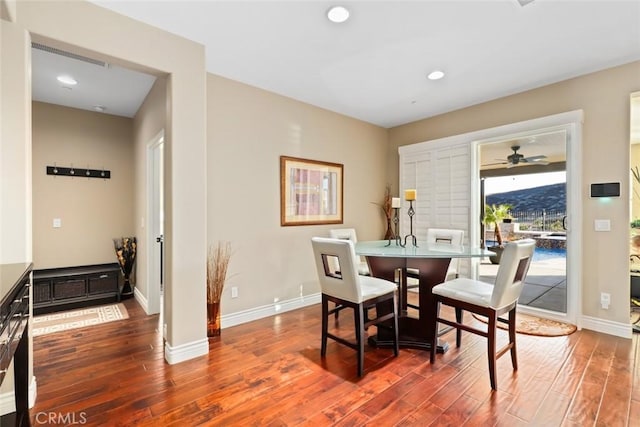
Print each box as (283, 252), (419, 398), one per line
(581, 315), (632, 339)
(0, 375), (36, 416)
(160, 292), (320, 364)
(221, 293), (321, 329)
(164, 338), (209, 365)
(133, 287), (149, 313)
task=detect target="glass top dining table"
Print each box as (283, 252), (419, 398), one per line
(354, 240), (492, 353)
(355, 240), (491, 258)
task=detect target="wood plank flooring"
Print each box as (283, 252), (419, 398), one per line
(30, 298), (640, 426)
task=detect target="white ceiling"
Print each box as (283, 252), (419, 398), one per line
(32, 45), (156, 118)
(33, 0), (640, 129)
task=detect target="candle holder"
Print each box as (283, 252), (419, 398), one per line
(403, 200), (418, 247)
(386, 208), (402, 246)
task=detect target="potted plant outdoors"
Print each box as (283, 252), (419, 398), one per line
(483, 203), (513, 264)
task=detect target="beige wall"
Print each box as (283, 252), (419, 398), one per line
(16, 0), (207, 356)
(133, 77), (167, 301)
(32, 102), (134, 269)
(0, 0), (15, 21)
(1, 18), (31, 264)
(389, 61), (640, 325)
(207, 74), (389, 313)
(0, 15), (32, 404)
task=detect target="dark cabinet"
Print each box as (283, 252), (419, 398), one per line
(33, 263), (121, 314)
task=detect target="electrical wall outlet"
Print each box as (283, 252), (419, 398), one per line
(601, 292), (611, 309)
(231, 287), (238, 298)
(53, 218), (62, 228)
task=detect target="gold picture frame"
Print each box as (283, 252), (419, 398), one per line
(280, 156), (343, 226)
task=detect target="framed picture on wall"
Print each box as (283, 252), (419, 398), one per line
(280, 156), (343, 226)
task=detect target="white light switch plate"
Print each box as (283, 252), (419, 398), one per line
(53, 218), (62, 228)
(594, 219), (610, 231)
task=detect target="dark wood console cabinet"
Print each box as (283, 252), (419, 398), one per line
(33, 263), (121, 315)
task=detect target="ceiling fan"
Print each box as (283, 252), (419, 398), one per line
(484, 145), (549, 168)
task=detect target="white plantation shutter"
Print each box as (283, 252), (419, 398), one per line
(399, 141), (471, 277)
(400, 151), (432, 241)
(434, 145), (470, 228)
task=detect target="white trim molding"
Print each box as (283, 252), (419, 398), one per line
(221, 293), (321, 329)
(0, 375), (36, 416)
(162, 293), (322, 364)
(164, 339), (209, 365)
(134, 286), (149, 314)
(581, 315), (632, 339)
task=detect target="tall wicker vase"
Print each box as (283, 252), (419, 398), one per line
(113, 237), (137, 299)
(207, 301), (221, 337)
(207, 242), (231, 338)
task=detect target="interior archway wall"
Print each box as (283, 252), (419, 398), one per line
(15, 0), (208, 361)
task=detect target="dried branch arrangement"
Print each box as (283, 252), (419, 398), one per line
(207, 241), (232, 304)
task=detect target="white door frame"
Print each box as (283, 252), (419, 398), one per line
(470, 111), (583, 327)
(146, 130), (164, 315)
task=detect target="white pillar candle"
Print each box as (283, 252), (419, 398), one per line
(391, 197), (401, 208)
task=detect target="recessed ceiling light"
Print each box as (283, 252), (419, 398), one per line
(56, 75), (78, 85)
(327, 6), (350, 23)
(427, 70), (445, 80)
(93, 105), (106, 112)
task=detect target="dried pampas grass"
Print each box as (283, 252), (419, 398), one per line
(207, 241), (232, 304)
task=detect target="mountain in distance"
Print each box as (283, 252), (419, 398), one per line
(486, 182), (566, 212)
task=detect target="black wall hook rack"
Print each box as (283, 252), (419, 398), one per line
(46, 166), (111, 179)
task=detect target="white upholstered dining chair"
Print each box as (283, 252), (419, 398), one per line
(429, 239), (535, 390)
(425, 228), (465, 281)
(406, 228), (465, 310)
(328, 228), (370, 276)
(311, 237), (399, 377)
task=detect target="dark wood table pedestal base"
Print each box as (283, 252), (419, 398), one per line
(368, 335), (450, 353)
(365, 255), (451, 353)
(367, 315), (450, 353)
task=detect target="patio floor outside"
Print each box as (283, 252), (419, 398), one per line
(479, 254), (567, 313)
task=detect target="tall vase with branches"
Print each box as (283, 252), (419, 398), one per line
(372, 185), (395, 239)
(207, 241), (232, 337)
(113, 237), (137, 298)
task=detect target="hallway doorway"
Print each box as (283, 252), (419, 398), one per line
(147, 131), (164, 318)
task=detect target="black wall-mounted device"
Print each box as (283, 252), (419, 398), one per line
(590, 182), (620, 198)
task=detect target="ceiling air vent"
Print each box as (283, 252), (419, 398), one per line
(31, 42), (109, 68)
